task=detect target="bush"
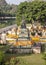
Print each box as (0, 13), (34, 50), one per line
(42, 53), (46, 65)
(43, 53), (46, 60)
(5, 57), (19, 65)
(5, 61), (9, 65)
(0, 51), (5, 65)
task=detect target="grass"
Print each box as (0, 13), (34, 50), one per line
(5, 53), (45, 65)
(0, 45), (45, 65)
(16, 54), (45, 65)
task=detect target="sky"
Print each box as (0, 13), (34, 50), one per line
(5, 0), (46, 5)
(5, 0), (28, 5)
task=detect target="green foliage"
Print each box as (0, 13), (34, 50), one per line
(43, 53), (46, 65)
(16, 0), (46, 25)
(10, 57), (16, 65)
(5, 61), (9, 65)
(0, 51), (19, 65)
(5, 57), (19, 65)
(43, 53), (46, 60)
(0, 20), (16, 28)
(0, 4), (17, 17)
(0, 51), (5, 64)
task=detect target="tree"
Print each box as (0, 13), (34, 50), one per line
(16, 0), (46, 25)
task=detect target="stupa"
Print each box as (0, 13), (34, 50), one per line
(21, 19), (26, 29)
(18, 19), (30, 38)
(17, 19), (31, 46)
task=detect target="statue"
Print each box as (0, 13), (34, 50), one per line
(21, 19), (26, 28)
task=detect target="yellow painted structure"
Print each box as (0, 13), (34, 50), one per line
(31, 37), (40, 42)
(14, 40), (33, 46)
(7, 34), (18, 38)
(6, 26), (46, 46)
(31, 36), (46, 43)
(39, 37), (46, 42)
(6, 35), (46, 46)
